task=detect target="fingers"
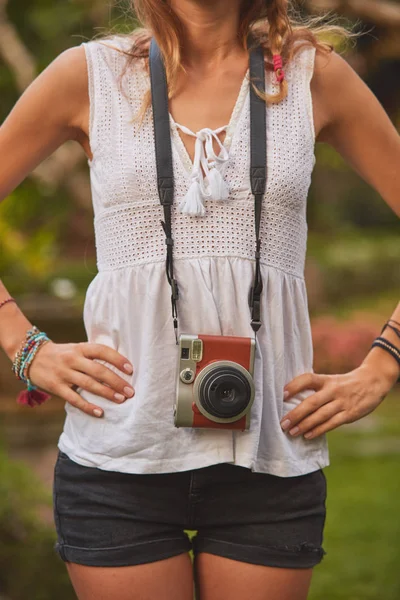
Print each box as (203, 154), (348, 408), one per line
(68, 369), (134, 405)
(281, 373), (348, 439)
(79, 342), (134, 375)
(60, 384), (105, 418)
(282, 400), (345, 439)
(280, 387), (334, 431)
(301, 411), (347, 440)
(69, 356), (135, 402)
(27, 341), (135, 418)
(284, 372), (326, 398)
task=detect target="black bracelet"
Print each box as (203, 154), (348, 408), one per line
(381, 322), (400, 340)
(371, 337), (400, 383)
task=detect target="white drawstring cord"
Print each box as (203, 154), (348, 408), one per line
(175, 124), (231, 217)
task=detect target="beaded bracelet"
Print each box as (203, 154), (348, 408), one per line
(371, 336), (400, 383)
(13, 328), (49, 382)
(11, 325), (52, 407)
(0, 297), (16, 310)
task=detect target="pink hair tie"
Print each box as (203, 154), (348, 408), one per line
(272, 54), (285, 83)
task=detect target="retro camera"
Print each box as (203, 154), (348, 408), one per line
(174, 334), (256, 431)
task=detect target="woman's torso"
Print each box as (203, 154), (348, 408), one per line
(57, 34), (330, 477)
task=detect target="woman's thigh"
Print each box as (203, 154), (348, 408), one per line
(66, 553), (194, 600)
(194, 554), (313, 600)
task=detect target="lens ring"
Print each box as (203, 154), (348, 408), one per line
(199, 366), (252, 418)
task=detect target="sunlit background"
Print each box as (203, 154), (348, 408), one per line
(0, 1), (399, 598)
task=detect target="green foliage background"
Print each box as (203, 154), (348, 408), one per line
(0, 2), (399, 599)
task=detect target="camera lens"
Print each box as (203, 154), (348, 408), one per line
(199, 366), (252, 418)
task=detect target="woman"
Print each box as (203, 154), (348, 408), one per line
(0, 0), (399, 598)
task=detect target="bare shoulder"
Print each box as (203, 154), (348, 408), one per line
(0, 44), (90, 201)
(312, 48), (355, 97)
(42, 44), (89, 135)
(52, 43), (87, 76)
(310, 48), (367, 143)
(8, 44), (91, 140)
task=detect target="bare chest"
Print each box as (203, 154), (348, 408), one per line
(168, 65), (249, 164)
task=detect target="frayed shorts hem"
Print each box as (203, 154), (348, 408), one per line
(192, 536), (326, 570)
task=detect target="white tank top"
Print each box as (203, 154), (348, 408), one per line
(58, 34), (330, 476)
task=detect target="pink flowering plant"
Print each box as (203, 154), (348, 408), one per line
(311, 316), (382, 374)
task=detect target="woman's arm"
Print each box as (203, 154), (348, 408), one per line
(0, 45), (89, 356)
(310, 49), (400, 381)
(311, 49), (400, 217)
(278, 52), (400, 440)
(0, 44), (89, 202)
(0, 47), (135, 416)
(0, 45), (91, 355)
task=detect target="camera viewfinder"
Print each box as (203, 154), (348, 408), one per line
(192, 339), (203, 362)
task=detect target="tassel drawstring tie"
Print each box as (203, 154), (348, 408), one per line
(175, 124), (230, 217)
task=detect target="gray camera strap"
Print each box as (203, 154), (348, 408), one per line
(149, 35), (267, 344)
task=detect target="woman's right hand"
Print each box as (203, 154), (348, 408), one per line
(28, 341), (135, 417)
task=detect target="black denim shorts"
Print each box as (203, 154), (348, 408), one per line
(53, 450), (327, 570)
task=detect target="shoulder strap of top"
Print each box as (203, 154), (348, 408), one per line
(301, 45), (317, 143)
(285, 44), (317, 144)
(81, 36), (134, 164)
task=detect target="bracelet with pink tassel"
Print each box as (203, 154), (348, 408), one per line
(10, 322), (52, 407)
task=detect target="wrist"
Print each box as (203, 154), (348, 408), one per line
(0, 302), (33, 362)
(361, 345), (400, 389)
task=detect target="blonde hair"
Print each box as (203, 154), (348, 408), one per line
(95, 0), (358, 122)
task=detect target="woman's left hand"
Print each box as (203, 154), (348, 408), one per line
(280, 363), (397, 440)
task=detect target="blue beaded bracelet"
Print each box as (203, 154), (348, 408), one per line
(11, 325), (52, 406)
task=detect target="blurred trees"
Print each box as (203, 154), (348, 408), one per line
(0, 0), (398, 299)
(302, 0), (400, 123)
(0, 442), (74, 599)
(0, 1), (137, 292)
(298, 1), (400, 238)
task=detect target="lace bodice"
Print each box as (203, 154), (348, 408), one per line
(84, 36), (316, 278)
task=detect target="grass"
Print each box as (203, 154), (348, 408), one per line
(307, 388), (400, 600)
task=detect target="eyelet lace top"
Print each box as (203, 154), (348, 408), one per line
(57, 35), (330, 477)
(170, 68), (249, 216)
